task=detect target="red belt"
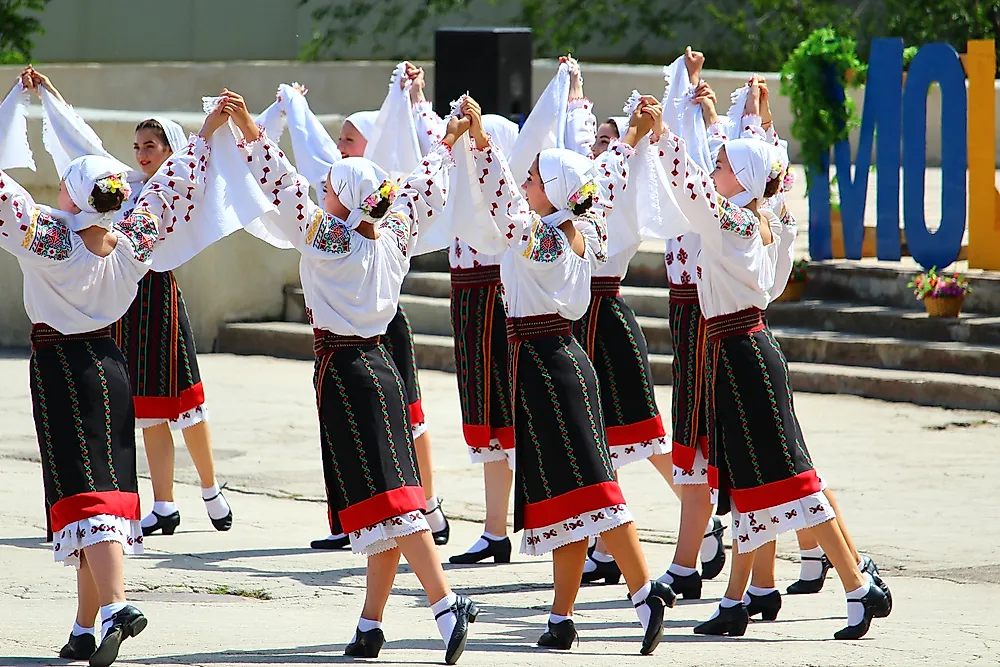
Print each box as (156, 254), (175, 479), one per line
(505, 314), (572, 343)
(30, 323), (111, 350)
(590, 277), (621, 296)
(450, 264), (501, 289)
(668, 283), (700, 304)
(704, 307), (766, 342)
(313, 329), (380, 356)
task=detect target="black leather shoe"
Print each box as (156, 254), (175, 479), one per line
(59, 632), (96, 660)
(861, 555), (892, 617)
(701, 517), (727, 580)
(537, 619), (577, 650)
(834, 584), (889, 640)
(448, 536), (511, 564)
(694, 604), (749, 637)
(636, 581), (674, 655)
(581, 556), (621, 585)
(311, 534), (350, 550)
(344, 627), (385, 658)
(442, 594), (479, 664)
(204, 489), (233, 532)
(89, 605), (147, 667)
(141, 511), (180, 537)
(659, 570), (702, 600)
(746, 590), (782, 621)
(424, 501), (450, 546)
(786, 553), (832, 594)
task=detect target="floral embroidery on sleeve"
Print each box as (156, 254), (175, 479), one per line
(522, 215), (564, 263)
(22, 209), (73, 261)
(117, 207), (159, 262)
(718, 198), (758, 238)
(305, 208), (351, 254)
(379, 211), (409, 255)
(576, 208), (608, 263)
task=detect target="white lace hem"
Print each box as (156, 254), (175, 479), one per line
(136, 403), (208, 431)
(521, 503), (633, 556)
(469, 438), (515, 470)
(411, 420), (428, 440)
(673, 446), (709, 485)
(732, 491), (835, 554)
(53, 514), (144, 569)
(349, 510), (431, 556)
(610, 436), (670, 470)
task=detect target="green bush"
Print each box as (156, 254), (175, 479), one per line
(0, 0), (49, 64)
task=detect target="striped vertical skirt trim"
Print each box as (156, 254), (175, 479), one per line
(383, 305), (425, 434)
(507, 314), (631, 556)
(450, 265), (514, 463)
(112, 270), (205, 421)
(704, 308), (832, 552)
(30, 325), (141, 534)
(572, 278), (667, 470)
(668, 283), (710, 481)
(313, 330), (426, 540)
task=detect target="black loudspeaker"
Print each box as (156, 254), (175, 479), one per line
(435, 27), (533, 124)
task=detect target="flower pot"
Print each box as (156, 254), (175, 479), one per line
(775, 280), (806, 302)
(923, 295), (964, 318)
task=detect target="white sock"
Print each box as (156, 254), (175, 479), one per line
(707, 596), (743, 621)
(351, 616), (381, 642)
(743, 585), (778, 604)
(424, 496), (447, 532)
(548, 613), (571, 625)
(72, 621), (95, 637)
(630, 581), (653, 630)
(463, 531), (505, 554)
(846, 575), (873, 625)
(799, 546), (826, 581)
(99, 602), (128, 635)
(583, 556), (598, 574)
(591, 550), (614, 563)
(700, 517), (722, 562)
(202, 483), (231, 521)
(327, 532), (347, 540)
(657, 563), (697, 585)
(152, 501), (177, 516)
(431, 592), (459, 646)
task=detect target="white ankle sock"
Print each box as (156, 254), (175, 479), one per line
(72, 621), (95, 637)
(700, 517), (723, 562)
(431, 592), (459, 645)
(707, 596), (742, 621)
(583, 556), (598, 574)
(350, 616), (381, 643)
(463, 531), (504, 554)
(327, 532), (347, 540)
(99, 602), (128, 635)
(846, 575), (873, 625)
(548, 613), (571, 625)
(424, 496), (447, 532)
(630, 581), (653, 630)
(202, 483), (231, 520)
(152, 501), (177, 516)
(657, 562), (696, 585)
(798, 546), (826, 581)
(591, 550), (614, 563)
(743, 585), (777, 604)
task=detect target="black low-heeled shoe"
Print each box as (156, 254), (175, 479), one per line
(701, 517), (727, 581)
(89, 605), (147, 667)
(448, 536), (511, 564)
(204, 489), (233, 532)
(581, 556), (621, 585)
(310, 534), (350, 550)
(745, 590), (782, 621)
(424, 500), (450, 546)
(636, 581), (674, 655)
(861, 555), (892, 617)
(537, 619), (577, 650)
(345, 627), (385, 658)
(786, 553), (832, 595)
(443, 594), (479, 665)
(694, 603), (749, 637)
(141, 511), (180, 537)
(834, 584), (890, 640)
(59, 632), (96, 660)
(659, 570), (702, 600)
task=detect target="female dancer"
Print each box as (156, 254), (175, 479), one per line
(457, 94), (674, 653)
(654, 81), (891, 639)
(0, 74), (232, 667)
(25, 67), (233, 537)
(229, 88), (476, 663)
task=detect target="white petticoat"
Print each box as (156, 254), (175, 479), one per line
(732, 491), (835, 554)
(609, 436), (670, 470)
(469, 438), (515, 471)
(349, 510), (431, 556)
(521, 503), (634, 556)
(411, 420), (428, 440)
(673, 446), (709, 485)
(136, 403), (208, 431)
(53, 514), (144, 569)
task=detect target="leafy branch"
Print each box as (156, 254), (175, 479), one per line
(0, 0), (49, 64)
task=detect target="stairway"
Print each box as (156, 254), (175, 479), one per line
(217, 250), (1000, 413)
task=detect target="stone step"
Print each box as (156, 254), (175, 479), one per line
(216, 322), (1000, 413)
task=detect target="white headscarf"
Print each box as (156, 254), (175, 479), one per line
(538, 148), (600, 226)
(724, 138), (771, 207)
(328, 157), (393, 230)
(609, 116), (629, 139)
(344, 111), (379, 143)
(662, 53), (713, 173)
(482, 114), (519, 156)
(507, 58), (573, 184)
(0, 81), (35, 171)
(725, 84), (752, 140)
(62, 155), (132, 231)
(146, 116), (187, 154)
(364, 62), (423, 181)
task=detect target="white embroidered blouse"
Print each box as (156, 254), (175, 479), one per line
(243, 131), (450, 338)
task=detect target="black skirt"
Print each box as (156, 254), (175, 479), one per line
(705, 309), (821, 515)
(667, 283), (710, 472)
(313, 330), (426, 535)
(507, 315), (624, 535)
(112, 270), (205, 420)
(450, 265), (514, 451)
(383, 305), (424, 426)
(30, 325), (140, 533)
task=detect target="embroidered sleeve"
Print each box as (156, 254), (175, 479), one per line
(304, 207), (352, 255)
(116, 206), (158, 263)
(412, 101), (446, 156)
(739, 114), (767, 141)
(565, 97), (597, 157)
(594, 139), (633, 217)
(388, 140), (451, 257)
(574, 208), (608, 266)
(769, 203), (799, 301)
(134, 135), (210, 242)
(0, 170), (74, 263)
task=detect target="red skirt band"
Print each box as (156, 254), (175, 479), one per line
(506, 314), (572, 343)
(50, 490), (141, 533)
(30, 323), (112, 350)
(133, 383), (206, 419)
(450, 264), (502, 289)
(522, 481), (626, 530)
(313, 329), (381, 356)
(705, 307), (766, 343)
(590, 277), (621, 297)
(337, 485), (427, 534)
(463, 424), (515, 450)
(667, 283), (700, 304)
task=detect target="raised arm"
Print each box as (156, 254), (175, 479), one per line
(382, 141), (452, 257)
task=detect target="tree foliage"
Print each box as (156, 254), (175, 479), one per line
(0, 0), (49, 64)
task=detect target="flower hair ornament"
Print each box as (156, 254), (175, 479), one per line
(360, 179), (398, 220)
(568, 180), (598, 208)
(89, 173), (131, 209)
